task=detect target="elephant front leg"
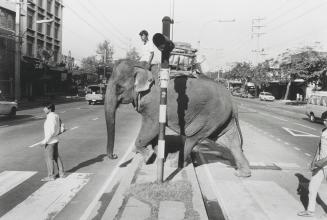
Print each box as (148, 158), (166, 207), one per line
(134, 116), (159, 157)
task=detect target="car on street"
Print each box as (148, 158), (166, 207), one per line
(306, 91), (327, 122)
(85, 84), (106, 105)
(0, 93), (17, 117)
(259, 92), (275, 101)
(231, 89), (243, 97)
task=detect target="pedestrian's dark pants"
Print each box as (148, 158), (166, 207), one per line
(44, 142), (64, 178)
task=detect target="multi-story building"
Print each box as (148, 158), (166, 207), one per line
(23, 0), (63, 63)
(0, 0), (66, 99)
(0, 2), (15, 98)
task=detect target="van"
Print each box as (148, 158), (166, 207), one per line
(306, 91), (327, 122)
(85, 84), (106, 105)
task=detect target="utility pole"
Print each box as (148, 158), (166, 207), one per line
(251, 17), (266, 64)
(14, 0), (22, 101)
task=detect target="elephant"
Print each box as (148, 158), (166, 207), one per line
(104, 59), (251, 177)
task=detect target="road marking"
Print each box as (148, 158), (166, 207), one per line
(0, 171), (37, 197)
(79, 144), (136, 220)
(273, 162), (300, 169)
(28, 126), (79, 148)
(269, 135), (275, 138)
(305, 153), (311, 157)
(293, 122), (317, 131)
(92, 117), (99, 121)
(27, 141), (42, 148)
(1, 173), (91, 220)
(277, 138), (281, 141)
(282, 127), (319, 138)
(33, 116), (44, 119)
(259, 112), (288, 122)
(293, 147), (301, 151)
(284, 142), (290, 145)
(59, 110), (66, 113)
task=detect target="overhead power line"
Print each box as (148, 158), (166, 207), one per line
(86, 0), (131, 43)
(78, 1), (130, 48)
(266, 1), (327, 33)
(64, 2), (128, 52)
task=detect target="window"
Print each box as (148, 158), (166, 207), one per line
(37, 15), (44, 32)
(47, 0), (52, 11)
(37, 40), (44, 58)
(54, 24), (59, 39)
(53, 47), (59, 62)
(46, 22), (52, 36)
(26, 38), (34, 57)
(0, 8), (15, 31)
(27, 9), (34, 29)
(55, 3), (59, 17)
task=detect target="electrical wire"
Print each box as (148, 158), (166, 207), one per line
(78, 1), (130, 48)
(86, 0), (131, 43)
(64, 2), (128, 52)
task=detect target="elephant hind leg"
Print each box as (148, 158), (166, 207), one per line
(216, 119), (251, 177)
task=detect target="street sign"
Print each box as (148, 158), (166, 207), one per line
(282, 127), (319, 137)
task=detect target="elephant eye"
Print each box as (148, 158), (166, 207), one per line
(116, 84), (124, 94)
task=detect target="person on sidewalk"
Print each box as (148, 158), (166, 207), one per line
(297, 117), (327, 217)
(40, 103), (65, 181)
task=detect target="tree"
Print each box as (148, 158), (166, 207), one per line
(125, 47), (140, 62)
(227, 62), (253, 83)
(81, 56), (98, 74)
(96, 40), (114, 65)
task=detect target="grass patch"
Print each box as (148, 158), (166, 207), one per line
(126, 180), (200, 220)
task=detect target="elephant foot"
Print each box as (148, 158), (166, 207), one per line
(234, 169), (251, 178)
(108, 153), (118, 159)
(134, 147), (155, 164)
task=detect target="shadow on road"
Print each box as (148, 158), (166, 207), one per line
(66, 154), (107, 173)
(295, 173), (327, 213)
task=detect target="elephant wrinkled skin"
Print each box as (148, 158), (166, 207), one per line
(104, 59), (251, 177)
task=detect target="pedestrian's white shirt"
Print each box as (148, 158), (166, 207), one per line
(139, 41), (160, 64)
(42, 112), (60, 144)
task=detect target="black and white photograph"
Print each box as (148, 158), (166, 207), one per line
(1, 0), (327, 219)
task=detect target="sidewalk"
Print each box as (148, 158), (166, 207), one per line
(17, 96), (85, 111)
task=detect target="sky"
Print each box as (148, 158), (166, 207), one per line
(62, 0), (327, 71)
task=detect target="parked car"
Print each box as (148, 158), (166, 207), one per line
(0, 93), (17, 117)
(306, 92), (327, 122)
(85, 84), (106, 105)
(259, 92), (275, 101)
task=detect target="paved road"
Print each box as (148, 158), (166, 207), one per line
(194, 97), (327, 220)
(0, 101), (141, 219)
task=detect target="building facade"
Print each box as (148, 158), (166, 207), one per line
(0, 0), (66, 99)
(0, 3), (15, 98)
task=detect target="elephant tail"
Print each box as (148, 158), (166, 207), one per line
(233, 106), (244, 150)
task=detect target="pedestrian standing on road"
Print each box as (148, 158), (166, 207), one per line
(138, 30), (155, 69)
(297, 118), (327, 217)
(40, 103), (65, 181)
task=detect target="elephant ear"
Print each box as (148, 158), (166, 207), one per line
(134, 67), (154, 92)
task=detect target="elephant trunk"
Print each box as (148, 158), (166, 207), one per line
(105, 81), (118, 159)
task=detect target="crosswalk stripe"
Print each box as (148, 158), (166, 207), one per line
(0, 171), (37, 197)
(1, 173), (91, 220)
